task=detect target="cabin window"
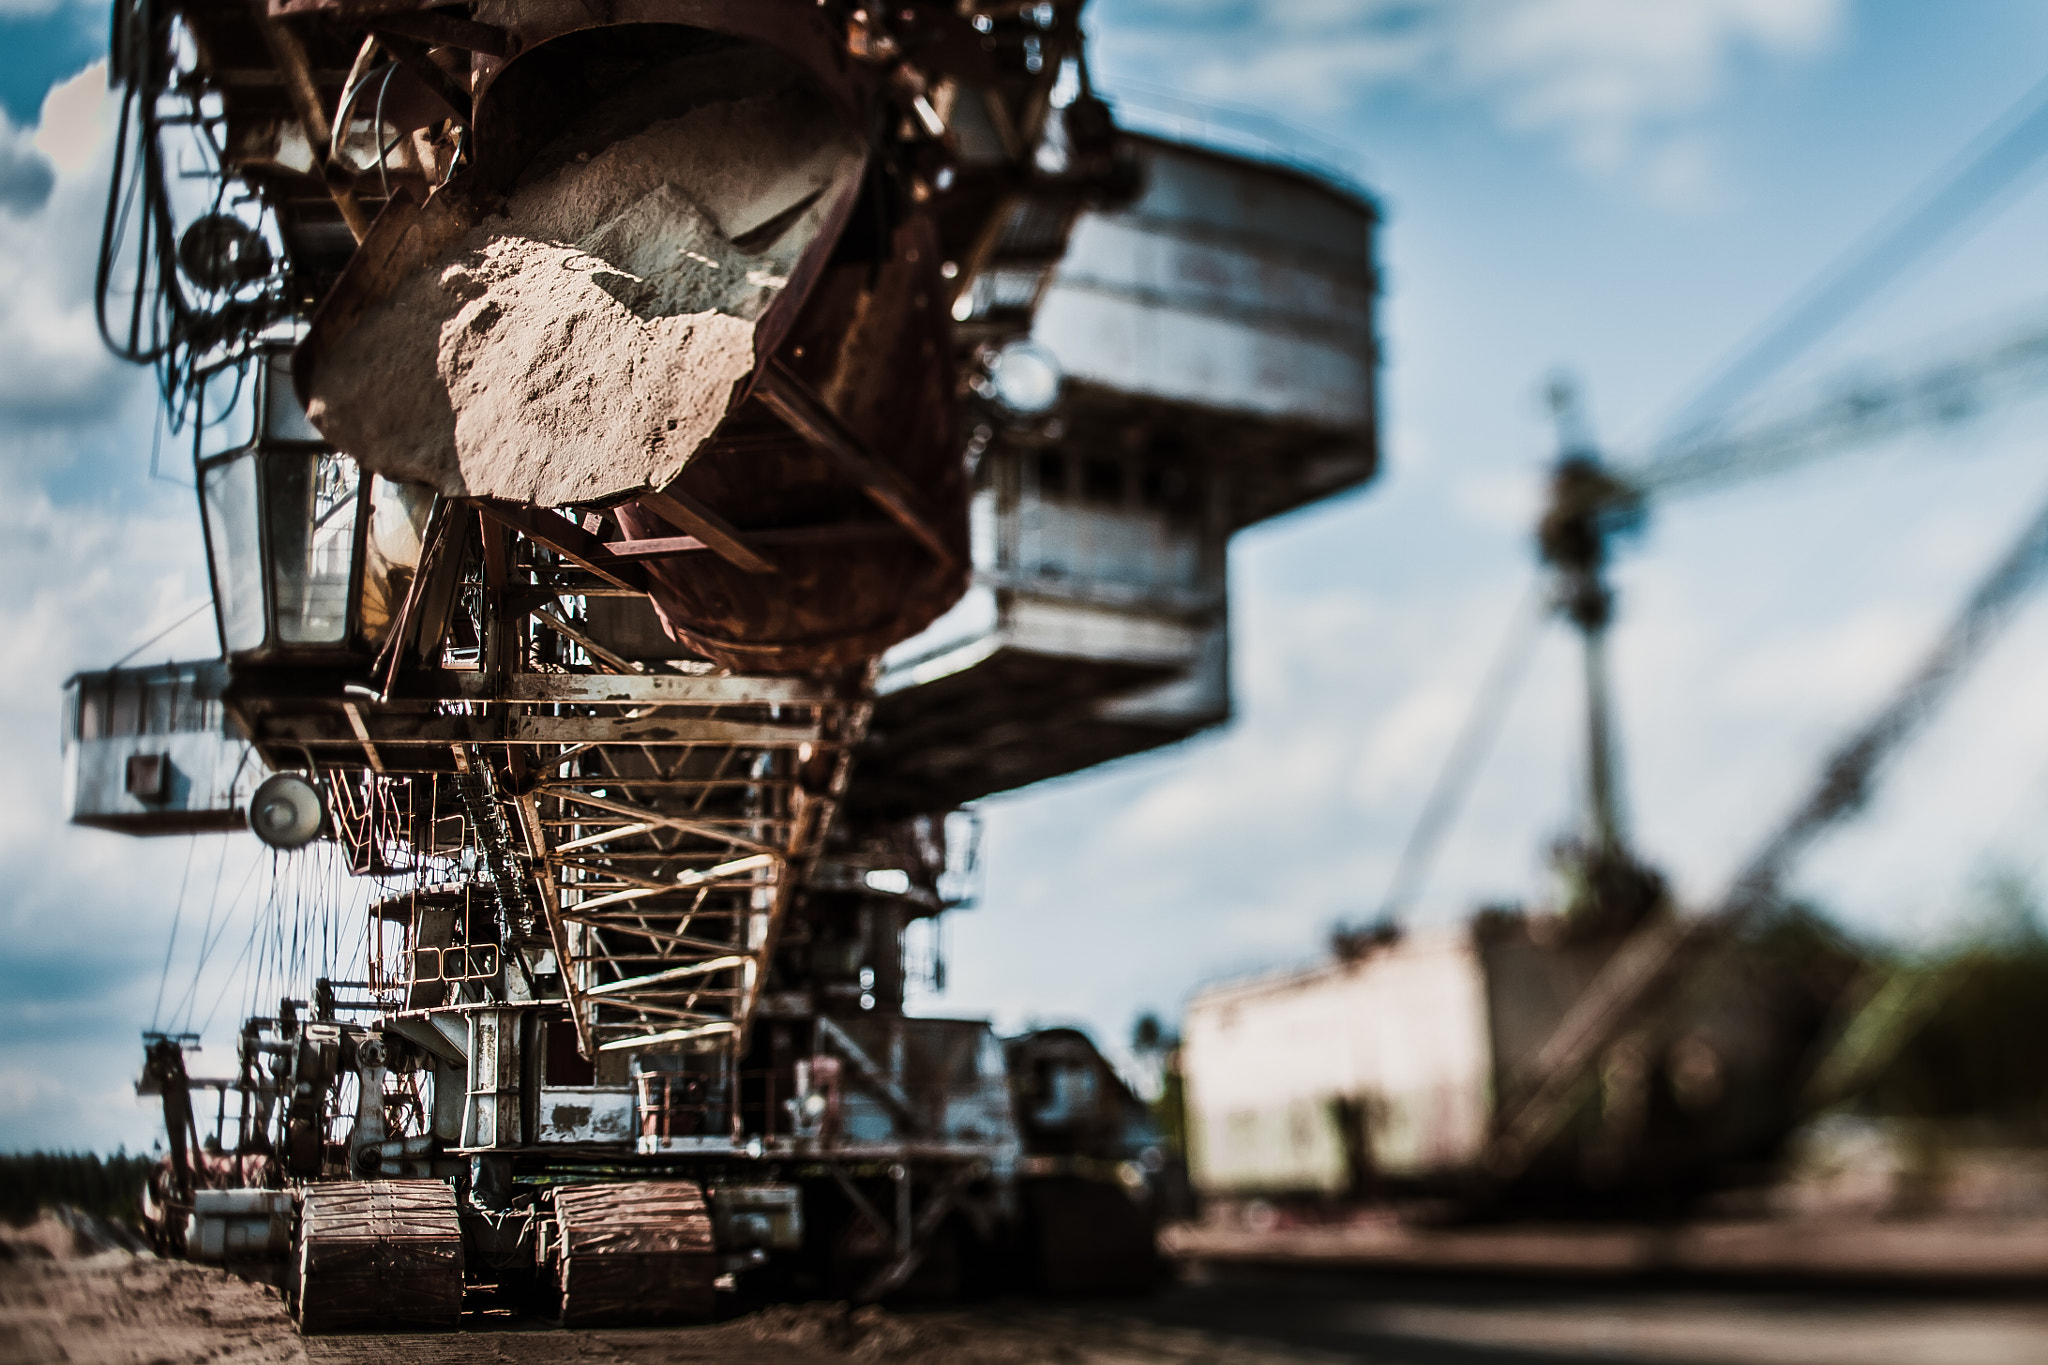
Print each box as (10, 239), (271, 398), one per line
(1081, 457), (1124, 506)
(201, 454), (266, 653)
(544, 1018), (595, 1087)
(1036, 449), (1068, 498)
(269, 451), (361, 645)
(359, 477), (436, 648)
(1141, 461), (1196, 514)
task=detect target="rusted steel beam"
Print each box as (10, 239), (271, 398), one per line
(556, 788), (780, 854)
(857, 1162), (982, 1303)
(474, 502), (650, 593)
(256, 712), (822, 747)
(245, 0), (371, 242)
(341, 700), (386, 773)
(368, 10), (509, 56)
(560, 925), (743, 955)
(816, 1015), (918, 1133)
(604, 533), (711, 561)
(606, 522), (904, 562)
(531, 604), (645, 676)
(420, 671), (841, 706)
(516, 792), (594, 1059)
(754, 360), (960, 570)
(555, 851), (776, 894)
(635, 488), (778, 575)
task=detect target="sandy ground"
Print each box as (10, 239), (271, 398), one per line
(0, 1250), (1344, 1365)
(1164, 1213), (2048, 1281)
(9, 1223), (2048, 1365)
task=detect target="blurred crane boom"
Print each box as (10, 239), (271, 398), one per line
(1666, 65), (2048, 438)
(1380, 313), (2048, 929)
(1627, 314), (2048, 502)
(1484, 476), (2048, 1180)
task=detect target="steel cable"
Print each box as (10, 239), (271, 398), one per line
(1374, 581), (1550, 920)
(1666, 66), (2048, 440)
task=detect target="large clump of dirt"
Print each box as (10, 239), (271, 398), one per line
(0, 1208), (148, 1261)
(305, 49), (865, 508)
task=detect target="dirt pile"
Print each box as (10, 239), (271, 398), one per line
(305, 48), (864, 509)
(0, 1250), (300, 1365)
(0, 1209), (147, 1262)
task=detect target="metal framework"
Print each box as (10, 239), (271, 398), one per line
(516, 681), (869, 1060)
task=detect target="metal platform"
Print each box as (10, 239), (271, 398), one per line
(856, 135), (1380, 815)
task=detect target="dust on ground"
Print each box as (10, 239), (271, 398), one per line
(0, 1246), (300, 1365)
(13, 1235), (2048, 1365)
(0, 1245), (1344, 1365)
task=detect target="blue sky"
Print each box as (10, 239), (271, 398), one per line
(8, 1), (2048, 1148)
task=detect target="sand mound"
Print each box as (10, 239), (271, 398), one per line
(306, 62), (864, 508)
(0, 1208), (148, 1262)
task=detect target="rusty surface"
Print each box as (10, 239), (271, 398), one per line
(553, 1181), (718, 1326)
(618, 219), (969, 673)
(296, 1179), (463, 1333)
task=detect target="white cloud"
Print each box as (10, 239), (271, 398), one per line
(0, 65), (136, 425)
(1450, 465), (1543, 531)
(0, 59), (227, 1151)
(1096, 0), (1846, 204)
(34, 62), (113, 174)
(0, 109), (54, 216)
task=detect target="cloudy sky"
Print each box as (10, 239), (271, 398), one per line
(9, 1), (2048, 1149)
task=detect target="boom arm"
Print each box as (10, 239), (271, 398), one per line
(1484, 477), (2048, 1180)
(1623, 315), (2048, 503)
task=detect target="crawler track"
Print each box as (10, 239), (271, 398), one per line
(553, 1182), (718, 1327)
(297, 1180), (463, 1333)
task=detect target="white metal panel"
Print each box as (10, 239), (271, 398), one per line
(1341, 935), (1493, 1175)
(1029, 140), (1375, 428)
(1183, 928), (1494, 1194)
(66, 728), (253, 830)
(186, 1189), (292, 1262)
(1016, 500), (1199, 590)
(1052, 214), (1372, 340)
(1006, 596), (1203, 666)
(877, 583), (1001, 691)
(1184, 965), (1357, 1194)
(536, 1086), (634, 1144)
(1034, 285), (1371, 427)
(1093, 620), (1229, 729)
(1127, 142), (1373, 264)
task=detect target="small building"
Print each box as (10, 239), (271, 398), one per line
(1181, 928), (1493, 1196)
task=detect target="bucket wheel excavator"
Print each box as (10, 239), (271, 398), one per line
(72, 0), (1382, 1329)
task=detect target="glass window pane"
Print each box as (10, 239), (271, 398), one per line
(201, 452), (266, 652)
(360, 477), (437, 648)
(271, 451), (361, 644)
(196, 364), (258, 461)
(263, 353), (323, 443)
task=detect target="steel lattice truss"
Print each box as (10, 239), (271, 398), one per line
(232, 511), (876, 1066)
(511, 682), (869, 1057)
